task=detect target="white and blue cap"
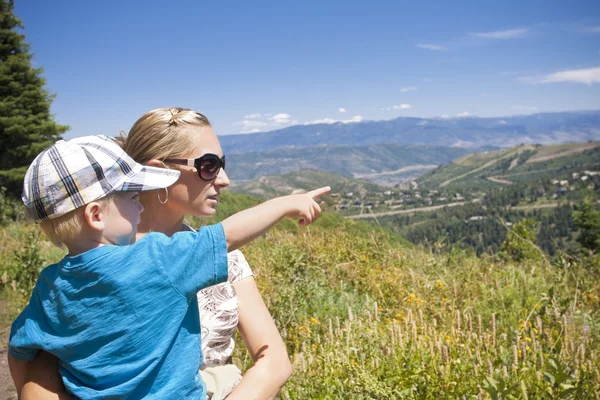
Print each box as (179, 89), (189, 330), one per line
(22, 135), (180, 223)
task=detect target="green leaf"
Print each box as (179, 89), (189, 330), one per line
(544, 372), (556, 386)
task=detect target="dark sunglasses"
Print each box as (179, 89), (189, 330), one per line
(163, 154), (226, 181)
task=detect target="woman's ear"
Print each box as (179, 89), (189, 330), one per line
(147, 159), (164, 168)
(83, 201), (106, 232)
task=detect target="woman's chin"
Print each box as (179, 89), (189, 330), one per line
(201, 205), (217, 216)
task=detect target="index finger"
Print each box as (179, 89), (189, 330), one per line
(308, 186), (331, 199)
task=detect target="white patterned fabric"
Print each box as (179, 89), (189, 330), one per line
(183, 225), (254, 366)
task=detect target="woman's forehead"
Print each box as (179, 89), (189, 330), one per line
(186, 126), (223, 157)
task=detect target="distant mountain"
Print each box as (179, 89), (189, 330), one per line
(230, 169), (387, 199)
(220, 110), (600, 154)
(226, 143), (486, 184)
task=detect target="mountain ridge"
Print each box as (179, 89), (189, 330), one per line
(219, 110), (600, 154)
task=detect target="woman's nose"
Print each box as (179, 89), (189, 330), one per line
(214, 168), (230, 188)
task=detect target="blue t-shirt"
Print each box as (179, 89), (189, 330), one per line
(9, 224), (228, 399)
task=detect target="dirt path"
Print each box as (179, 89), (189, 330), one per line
(511, 202), (566, 210)
(526, 142), (600, 164)
(487, 176), (513, 185)
(354, 164), (438, 179)
(346, 200), (574, 220)
(347, 201), (469, 219)
(441, 146), (536, 187)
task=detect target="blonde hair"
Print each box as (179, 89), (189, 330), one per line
(39, 197), (110, 249)
(117, 107), (212, 163)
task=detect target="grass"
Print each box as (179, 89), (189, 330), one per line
(232, 228), (600, 398)
(1, 207), (599, 398)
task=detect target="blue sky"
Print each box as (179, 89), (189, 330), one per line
(16, 0), (600, 138)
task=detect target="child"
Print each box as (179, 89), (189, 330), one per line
(8, 135), (329, 399)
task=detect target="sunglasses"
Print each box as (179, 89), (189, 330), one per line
(163, 154), (226, 181)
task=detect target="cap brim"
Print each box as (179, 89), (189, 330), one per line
(114, 165), (180, 192)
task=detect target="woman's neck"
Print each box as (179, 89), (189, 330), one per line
(137, 191), (185, 237)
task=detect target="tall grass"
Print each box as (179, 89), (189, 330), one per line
(237, 227), (600, 399)
(1, 216), (599, 398)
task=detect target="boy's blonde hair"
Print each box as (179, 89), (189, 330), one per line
(39, 197), (110, 249)
(117, 107), (212, 163)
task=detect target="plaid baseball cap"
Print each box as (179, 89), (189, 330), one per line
(22, 135), (181, 223)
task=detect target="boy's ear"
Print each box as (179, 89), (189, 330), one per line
(146, 159), (164, 168)
(83, 201), (106, 232)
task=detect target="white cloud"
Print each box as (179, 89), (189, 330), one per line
(236, 112), (298, 133)
(520, 66), (600, 85)
(496, 120), (508, 125)
(304, 118), (338, 125)
(235, 119), (268, 133)
(469, 28), (528, 39)
(400, 86), (417, 93)
(270, 113), (293, 124)
(416, 43), (447, 51)
(393, 104), (413, 110)
(345, 115), (363, 123)
(236, 120), (267, 128)
(584, 26), (600, 33)
(423, 77), (433, 83)
(417, 120), (429, 126)
(338, 108), (347, 113)
(436, 113), (473, 119)
(304, 115), (364, 125)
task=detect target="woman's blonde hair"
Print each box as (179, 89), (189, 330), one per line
(117, 107), (212, 163)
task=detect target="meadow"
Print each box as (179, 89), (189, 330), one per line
(1, 192), (599, 399)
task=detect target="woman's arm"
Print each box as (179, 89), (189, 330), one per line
(224, 277), (292, 400)
(10, 351), (73, 400)
(8, 353), (26, 396)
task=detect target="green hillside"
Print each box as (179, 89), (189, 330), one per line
(1, 190), (599, 398)
(362, 142), (600, 257)
(229, 169), (386, 199)
(418, 142), (600, 190)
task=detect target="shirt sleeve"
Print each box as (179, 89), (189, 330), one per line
(148, 223), (228, 300)
(9, 290), (43, 361)
(227, 250), (254, 284)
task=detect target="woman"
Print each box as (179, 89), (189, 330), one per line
(19, 108), (293, 399)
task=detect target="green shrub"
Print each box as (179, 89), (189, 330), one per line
(0, 186), (24, 225)
(2, 229), (46, 303)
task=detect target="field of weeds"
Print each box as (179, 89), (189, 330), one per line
(239, 226), (600, 399)
(1, 214), (599, 399)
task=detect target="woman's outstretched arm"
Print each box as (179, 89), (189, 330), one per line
(225, 277), (292, 400)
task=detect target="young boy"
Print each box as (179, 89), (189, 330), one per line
(8, 135), (329, 399)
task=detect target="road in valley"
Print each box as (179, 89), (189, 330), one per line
(346, 201), (570, 220)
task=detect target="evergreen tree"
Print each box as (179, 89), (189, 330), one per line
(0, 0), (68, 196)
(499, 218), (541, 262)
(573, 200), (600, 252)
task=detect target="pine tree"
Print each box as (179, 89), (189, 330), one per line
(573, 200), (600, 253)
(0, 0), (68, 196)
(499, 218), (541, 262)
